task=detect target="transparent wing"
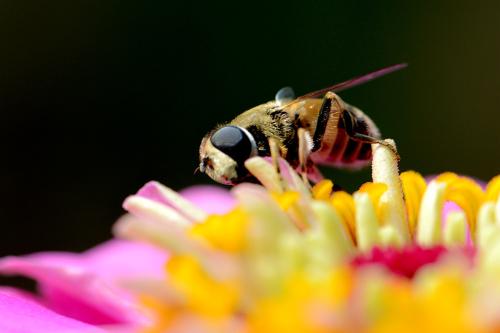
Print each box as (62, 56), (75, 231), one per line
(275, 86), (295, 106)
(298, 63), (407, 100)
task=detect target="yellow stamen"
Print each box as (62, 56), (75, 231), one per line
(371, 140), (410, 243)
(272, 191), (300, 211)
(416, 181), (447, 246)
(247, 268), (353, 333)
(400, 171), (427, 237)
(139, 295), (176, 333)
(271, 191), (310, 230)
(359, 182), (388, 208)
(496, 196), (500, 226)
(166, 255), (238, 318)
(311, 179), (333, 201)
(189, 209), (248, 252)
(477, 202), (497, 250)
(443, 211), (467, 247)
(358, 182), (388, 224)
(436, 173), (485, 234)
(310, 201), (355, 263)
(481, 238), (500, 277)
(379, 225), (403, 247)
(330, 191), (356, 243)
(434, 171), (459, 183)
(486, 175), (500, 202)
(245, 157), (283, 193)
(479, 205), (500, 274)
(354, 192), (380, 252)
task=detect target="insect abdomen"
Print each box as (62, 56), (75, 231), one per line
(314, 106), (380, 168)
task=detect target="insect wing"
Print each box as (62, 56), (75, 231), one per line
(275, 86), (295, 106)
(298, 63), (407, 99)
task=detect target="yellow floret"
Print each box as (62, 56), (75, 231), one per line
(311, 179), (334, 201)
(189, 208), (248, 252)
(400, 171), (427, 236)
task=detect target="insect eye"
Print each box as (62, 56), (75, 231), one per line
(210, 126), (255, 164)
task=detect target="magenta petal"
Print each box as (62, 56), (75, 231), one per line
(0, 287), (104, 332)
(0, 240), (167, 326)
(0, 256), (139, 325)
(137, 181), (174, 206)
(136, 181), (235, 215)
(180, 185), (236, 214)
(81, 239), (168, 281)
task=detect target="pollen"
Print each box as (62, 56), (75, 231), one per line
(311, 179), (334, 201)
(189, 208), (248, 252)
(272, 191), (301, 210)
(358, 182), (389, 223)
(331, 191), (356, 242)
(486, 175), (500, 202)
(400, 171), (427, 236)
(166, 255), (239, 318)
(139, 295), (177, 333)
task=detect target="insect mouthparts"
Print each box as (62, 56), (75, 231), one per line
(199, 157), (210, 173)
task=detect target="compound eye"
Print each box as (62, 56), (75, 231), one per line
(210, 126), (255, 164)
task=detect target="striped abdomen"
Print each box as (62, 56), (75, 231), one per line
(311, 105), (380, 169)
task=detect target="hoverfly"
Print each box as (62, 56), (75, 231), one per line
(199, 64), (406, 185)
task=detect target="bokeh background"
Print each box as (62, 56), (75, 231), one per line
(0, 0), (499, 256)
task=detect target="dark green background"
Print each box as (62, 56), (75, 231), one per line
(0, 1), (499, 255)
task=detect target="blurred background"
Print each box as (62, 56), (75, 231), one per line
(0, 0), (499, 256)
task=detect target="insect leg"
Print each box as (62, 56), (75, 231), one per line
(268, 137), (281, 174)
(312, 92), (342, 152)
(336, 106), (400, 159)
(346, 131), (400, 161)
(298, 128), (314, 186)
(268, 137), (286, 191)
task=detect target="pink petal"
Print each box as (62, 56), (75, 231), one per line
(0, 287), (104, 332)
(137, 181), (235, 216)
(137, 181), (175, 206)
(0, 256), (138, 325)
(179, 185), (236, 214)
(81, 239), (168, 281)
(0, 240), (167, 326)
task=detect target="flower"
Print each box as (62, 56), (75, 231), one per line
(2, 139), (500, 332)
(0, 185), (235, 332)
(113, 140), (500, 333)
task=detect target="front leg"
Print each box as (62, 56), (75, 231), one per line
(341, 112), (400, 160)
(312, 92), (343, 152)
(297, 128), (325, 185)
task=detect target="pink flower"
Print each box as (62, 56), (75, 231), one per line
(0, 184), (235, 332)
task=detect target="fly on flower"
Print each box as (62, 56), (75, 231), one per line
(199, 63), (407, 185)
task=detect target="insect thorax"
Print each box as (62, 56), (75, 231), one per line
(229, 102), (297, 160)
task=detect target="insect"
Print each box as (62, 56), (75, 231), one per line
(199, 64), (406, 185)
